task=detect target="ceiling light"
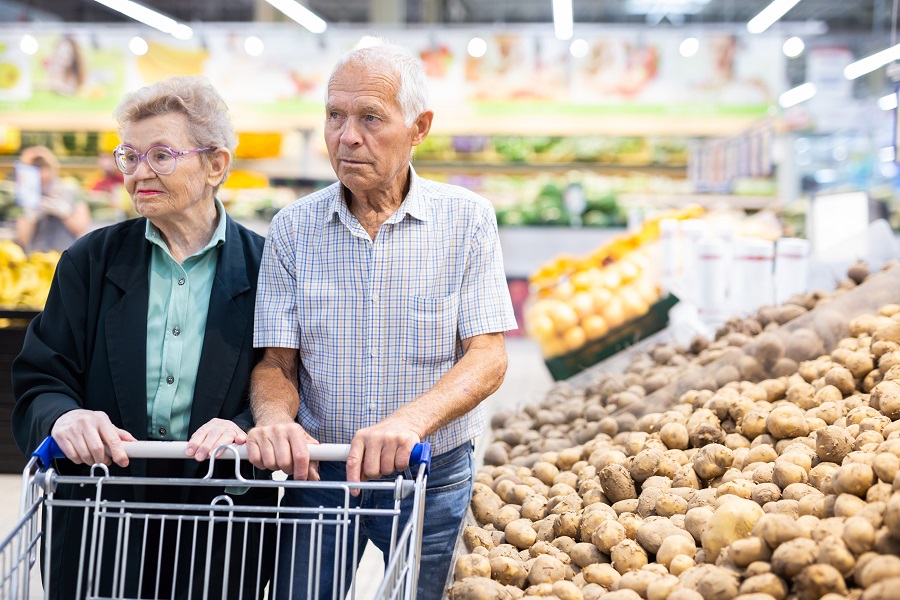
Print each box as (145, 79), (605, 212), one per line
(679, 37), (699, 57)
(356, 36), (383, 49)
(880, 147), (896, 163)
(747, 0), (803, 34)
(844, 43), (900, 80)
(91, 0), (193, 39)
(783, 37), (804, 58)
(832, 146), (848, 161)
(244, 36), (264, 56)
(19, 35), (38, 55)
(778, 82), (816, 108)
(879, 92), (899, 111)
(129, 36), (148, 55)
(264, 0), (327, 33)
(569, 39), (589, 58)
(467, 37), (487, 58)
(553, 0), (574, 41)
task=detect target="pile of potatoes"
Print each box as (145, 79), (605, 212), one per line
(451, 301), (900, 600)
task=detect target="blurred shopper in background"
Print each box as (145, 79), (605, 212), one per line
(248, 40), (517, 599)
(12, 76), (274, 599)
(15, 145), (91, 252)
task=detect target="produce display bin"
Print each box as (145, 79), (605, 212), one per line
(632, 265), (900, 417)
(0, 309), (38, 473)
(543, 294), (679, 381)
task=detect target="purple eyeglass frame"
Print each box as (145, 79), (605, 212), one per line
(113, 144), (215, 175)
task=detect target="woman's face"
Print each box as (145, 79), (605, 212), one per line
(121, 112), (219, 224)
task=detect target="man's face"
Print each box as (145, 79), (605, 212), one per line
(324, 62), (423, 197)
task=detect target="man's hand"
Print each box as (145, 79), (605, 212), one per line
(346, 421), (421, 493)
(51, 409), (137, 468)
(40, 194), (74, 219)
(247, 422), (320, 481)
(186, 418), (247, 461)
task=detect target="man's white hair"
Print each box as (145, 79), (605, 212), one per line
(328, 38), (429, 127)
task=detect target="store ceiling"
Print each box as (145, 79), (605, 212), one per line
(4, 0), (887, 33)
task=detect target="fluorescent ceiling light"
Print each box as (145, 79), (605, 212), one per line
(570, 39), (589, 58)
(129, 36), (148, 55)
(265, 0), (327, 33)
(879, 93), (899, 111)
(844, 43), (900, 80)
(626, 0), (711, 15)
(553, 0), (573, 41)
(467, 37), (487, 58)
(747, 0), (802, 34)
(91, 0), (193, 39)
(880, 147), (896, 163)
(679, 37), (699, 57)
(20, 35), (38, 55)
(783, 37), (804, 58)
(244, 36), (264, 57)
(778, 82), (816, 107)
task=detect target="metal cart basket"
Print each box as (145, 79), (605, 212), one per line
(0, 437), (431, 600)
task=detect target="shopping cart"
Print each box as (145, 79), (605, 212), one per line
(0, 436), (431, 600)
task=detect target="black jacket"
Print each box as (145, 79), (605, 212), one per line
(11, 214), (275, 599)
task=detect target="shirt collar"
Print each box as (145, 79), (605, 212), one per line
(145, 197), (227, 258)
(327, 165), (428, 224)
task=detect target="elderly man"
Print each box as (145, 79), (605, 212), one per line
(247, 40), (516, 599)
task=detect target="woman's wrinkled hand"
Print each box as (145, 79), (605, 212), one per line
(51, 409), (137, 467)
(186, 418), (247, 461)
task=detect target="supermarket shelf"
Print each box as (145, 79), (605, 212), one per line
(618, 192), (780, 211)
(412, 161), (686, 177)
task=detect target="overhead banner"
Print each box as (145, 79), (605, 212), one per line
(0, 25), (784, 128)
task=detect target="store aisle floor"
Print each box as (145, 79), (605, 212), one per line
(0, 337), (551, 599)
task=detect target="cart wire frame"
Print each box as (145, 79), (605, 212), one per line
(0, 438), (432, 600)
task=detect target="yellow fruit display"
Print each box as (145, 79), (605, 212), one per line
(524, 206), (702, 358)
(0, 240), (60, 310)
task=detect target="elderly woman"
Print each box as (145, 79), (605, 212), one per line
(12, 76), (273, 599)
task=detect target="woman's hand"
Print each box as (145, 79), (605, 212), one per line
(51, 409), (137, 467)
(186, 418), (247, 461)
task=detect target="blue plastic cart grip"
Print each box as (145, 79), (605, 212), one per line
(33, 436), (65, 469)
(410, 441), (431, 474)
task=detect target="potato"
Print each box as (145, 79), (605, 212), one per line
(858, 555), (900, 588)
(701, 498), (765, 562)
(599, 464), (637, 503)
(591, 519), (626, 554)
(455, 553), (492, 580)
(550, 580), (582, 600)
(728, 536), (771, 567)
(527, 553), (566, 586)
(766, 405), (809, 439)
(770, 537), (818, 578)
(450, 576), (516, 600)
(792, 564), (848, 600)
(505, 519), (538, 550)
(610, 539), (648, 574)
(581, 562), (620, 587)
(569, 542), (604, 568)
(693, 444), (734, 480)
(464, 526), (495, 552)
(655, 535), (696, 569)
(817, 535), (855, 576)
(739, 573), (788, 600)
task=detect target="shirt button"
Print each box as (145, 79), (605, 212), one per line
(159, 427), (167, 436)
(178, 278), (185, 286)
(371, 292), (379, 302)
(173, 327), (180, 336)
(166, 375), (174, 384)
(369, 403), (377, 411)
(370, 348), (378, 357)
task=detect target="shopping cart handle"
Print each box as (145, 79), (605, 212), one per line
(33, 436), (432, 470)
(33, 436), (64, 469)
(410, 441), (431, 474)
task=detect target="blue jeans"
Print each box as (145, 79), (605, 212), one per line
(273, 441), (474, 600)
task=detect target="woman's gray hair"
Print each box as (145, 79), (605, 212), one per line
(329, 39), (429, 127)
(113, 76), (237, 188)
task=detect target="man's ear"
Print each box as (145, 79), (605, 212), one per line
(410, 110), (434, 147)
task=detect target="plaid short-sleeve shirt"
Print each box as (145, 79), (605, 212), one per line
(254, 167), (518, 454)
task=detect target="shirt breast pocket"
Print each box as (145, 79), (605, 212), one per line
(404, 293), (460, 364)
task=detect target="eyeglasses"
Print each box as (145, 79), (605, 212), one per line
(113, 144), (215, 176)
